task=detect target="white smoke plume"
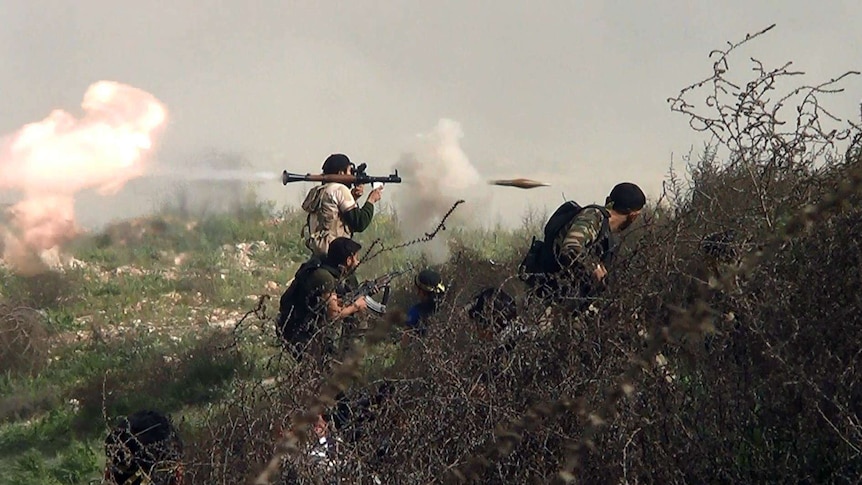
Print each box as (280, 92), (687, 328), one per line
(392, 118), (485, 263)
(0, 80), (168, 275)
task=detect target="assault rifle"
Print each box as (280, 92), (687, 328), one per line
(282, 162), (402, 187)
(348, 266), (413, 315)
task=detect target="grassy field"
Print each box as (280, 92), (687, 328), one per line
(0, 199), (530, 484)
(3, 29), (862, 482)
(3, 163), (862, 483)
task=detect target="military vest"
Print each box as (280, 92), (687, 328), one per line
(301, 184), (353, 257)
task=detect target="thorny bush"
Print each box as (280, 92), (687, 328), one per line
(0, 302), (50, 378)
(105, 26), (862, 484)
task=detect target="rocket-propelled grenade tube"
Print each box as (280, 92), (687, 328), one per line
(281, 169), (402, 186)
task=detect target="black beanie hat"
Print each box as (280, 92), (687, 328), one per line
(606, 182), (646, 213)
(322, 154), (352, 175)
(326, 237), (362, 267)
(415, 269), (446, 294)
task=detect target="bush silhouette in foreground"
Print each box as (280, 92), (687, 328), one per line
(155, 25), (862, 484)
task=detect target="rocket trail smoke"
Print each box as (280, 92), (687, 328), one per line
(143, 168), (280, 183)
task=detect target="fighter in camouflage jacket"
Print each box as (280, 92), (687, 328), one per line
(544, 183), (647, 310)
(554, 206), (614, 279)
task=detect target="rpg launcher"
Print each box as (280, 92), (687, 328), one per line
(282, 162), (402, 187)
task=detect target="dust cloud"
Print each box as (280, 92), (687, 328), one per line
(0, 80), (167, 275)
(392, 118), (489, 263)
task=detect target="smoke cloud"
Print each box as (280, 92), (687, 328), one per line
(392, 118), (486, 263)
(0, 80), (167, 274)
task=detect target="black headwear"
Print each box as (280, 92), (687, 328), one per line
(606, 182), (646, 213)
(415, 269), (446, 294)
(322, 153), (353, 175)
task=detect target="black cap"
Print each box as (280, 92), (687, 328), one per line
(606, 182), (646, 213)
(415, 269), (445, 294)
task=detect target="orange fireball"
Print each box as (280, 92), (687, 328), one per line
(0, 80), (168, 271)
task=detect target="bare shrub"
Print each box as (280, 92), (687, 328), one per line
(99, 25), (862, 485)
(2, 270), (79, 310)
(0, 301), (50, 378)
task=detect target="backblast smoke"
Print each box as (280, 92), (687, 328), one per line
(392, 118), (485, 263)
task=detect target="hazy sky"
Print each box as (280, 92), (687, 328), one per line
(1, 1), (860, 228)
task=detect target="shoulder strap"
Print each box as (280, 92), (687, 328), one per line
(583, 203), (609, 217)
(543, 201), (581, 239)
(287, 258), (325, 296)
(582, 204), (611, 234)
(279, 260), (326, 319)
(300, 263), (344, 291)
(302, 212), (311, 239)
(297, 257), (323, 275)
(540, 203), (612, 271)
(583, 204), (615, 263)
(322, 264), (341, 279)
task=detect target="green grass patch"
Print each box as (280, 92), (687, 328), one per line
(0, 199), (522, 483)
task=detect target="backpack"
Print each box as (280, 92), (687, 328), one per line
(518, 201), (612, 285)
(275, 257), (339, 344)
(104, 410), (183, 485)
(468, 287), (518, 332)
(301, 184), (354, 258)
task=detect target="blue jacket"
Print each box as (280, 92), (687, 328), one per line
(405, 300), (437, 336)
